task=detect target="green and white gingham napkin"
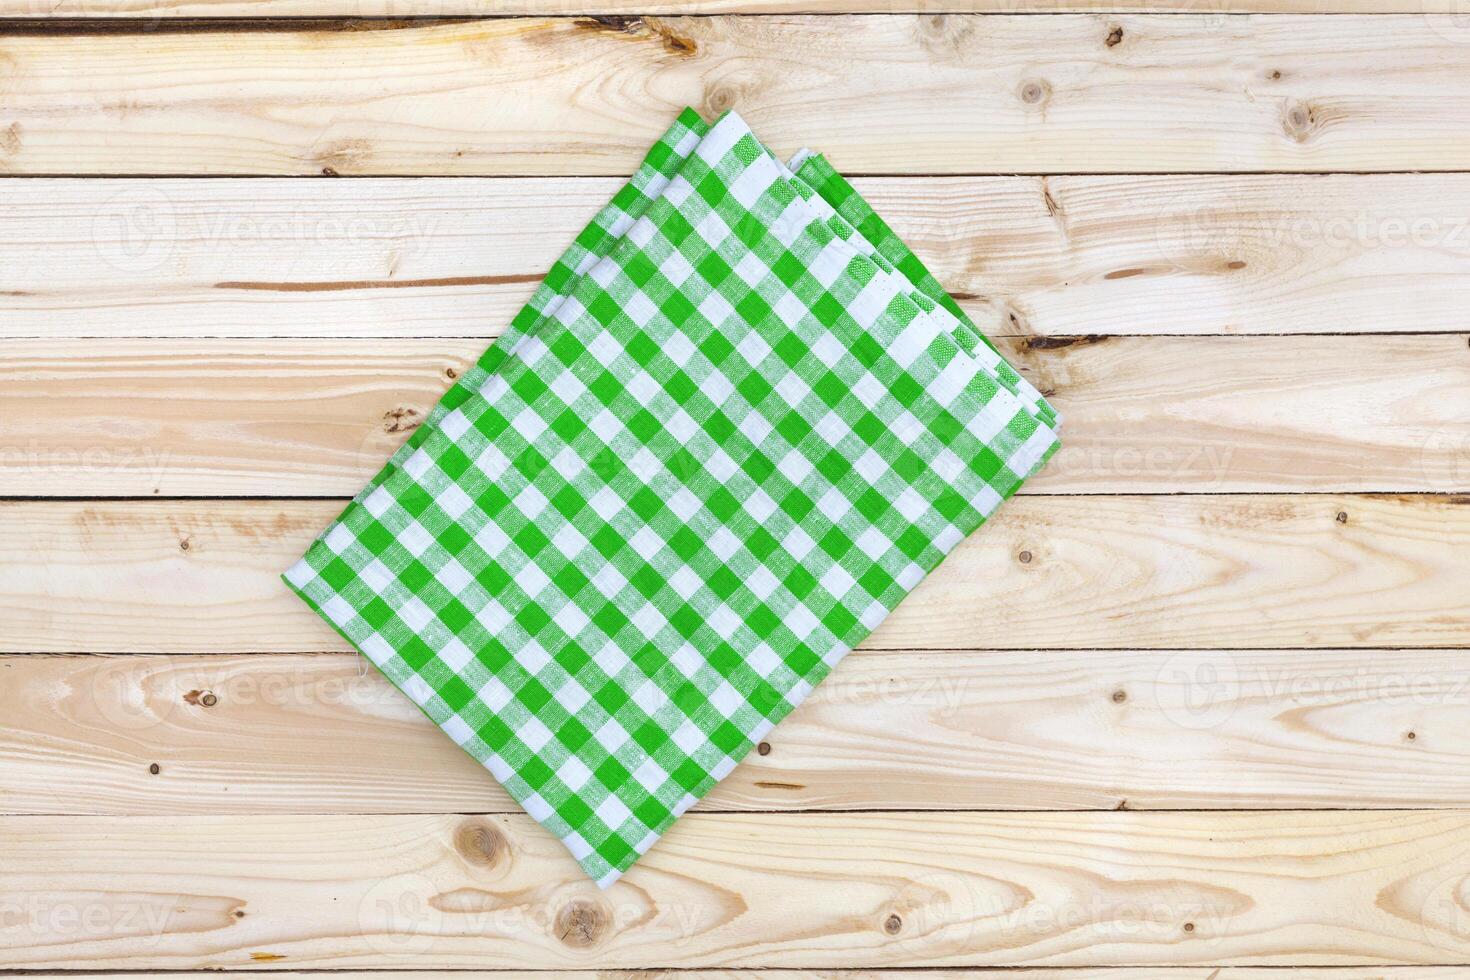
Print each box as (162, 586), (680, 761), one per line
(286, 108), (1060, 887)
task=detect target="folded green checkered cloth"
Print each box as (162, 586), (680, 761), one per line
(286, 108), (1060, 887)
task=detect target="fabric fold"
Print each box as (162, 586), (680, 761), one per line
(285, 107), (1060, 887)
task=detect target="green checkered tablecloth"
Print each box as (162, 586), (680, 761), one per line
(285, 107), (1061, 887)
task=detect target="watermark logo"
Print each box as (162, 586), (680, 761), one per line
(89, 659), (172, 733)
(1422, 424), (1470, 487)
(0, 441), (173, 488)
(1153, 200), (1245, 273)
(1427, 4), (1470, 45)
(92, 186), (177, 274)
(1047, 442), (1237, 489)
(359, 872), (440, 955)
(354, 864), (707, 954)
(1152, 654), (1470, 732)
(1154, 651), (1242, 731)
(0, 893), (176, 946)
(812, 673), (970, 717)
(1421, 866), (1470, 953)
(86, 658), (407, 734)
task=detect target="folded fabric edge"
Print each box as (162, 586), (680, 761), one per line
(770, 144), (1059, 444)
(280, 554), (643, 889)
(793, 152), (1061, 431)
(720, 116), (1058, 488)
(367, 108), (1057, 541)
(280, 553), (799, 890)
(281, 105), (1061, 888)
(362, 106), (716, 505)
(277, 111), (726, 889)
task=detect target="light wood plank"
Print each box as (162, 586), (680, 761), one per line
(5, 494), (1468, 653)
(10, 174), (1470, 339)
(5, 16), (1470, 175)
(61, 967), (1432, 976)
(12, 0), (1470, 15)
(3, 335), (1467, 496)
(5, 810), (1470, 967)
(7, 648), (1470, 815)
(13, 972), (1470, 980)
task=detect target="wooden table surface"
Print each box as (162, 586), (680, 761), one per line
(3, 1), (1470, 976)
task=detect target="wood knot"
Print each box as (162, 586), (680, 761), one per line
(579, 14), (642, 33)
(1019, 79), (1050, 106)
(1111, 689), (1128, 704)
(754, 780), (804, 791)
(444, 367), (459, 381)
(705, 85), (740, 115)
(1025, 334), (1105, 352)
(1407, 730), (1418, 741)
(1017, 550), (1033, 564)
(0, 122), (21, 157)
(651, 21), (697, 56)
(915, 13), (975, 52)
(454, 820), (507, 868)
(383, 406), (420, 434)
(184, 689), (218, 707)
(148, 762), (161, 775)
(757, 741), (771, 756)
(555, 900), (608, 948)
(1335, 510), (1348, 524)
(321, 167), (339, 177)
(1105, 24), (1123, 47)
(179, 536), (191, 552)
(1183, 921), (1196, 933)
(1282, 101), (1319, 142)
(883, 913), (903, 935)
(1040, 179), (1061, 220)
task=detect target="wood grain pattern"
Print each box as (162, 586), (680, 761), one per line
(4, 335), (1468, 497)
(5, 16), (1470, 175)
(10, 174), (1470, 340)
(10, 0), (1470, 15)
(5, 810), (1470, 968)
(0, 3), (1467, 976)
(6, 494), (1468, 654)
(6, 648), (1470, 815)
(17, 973), (1470, 980)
